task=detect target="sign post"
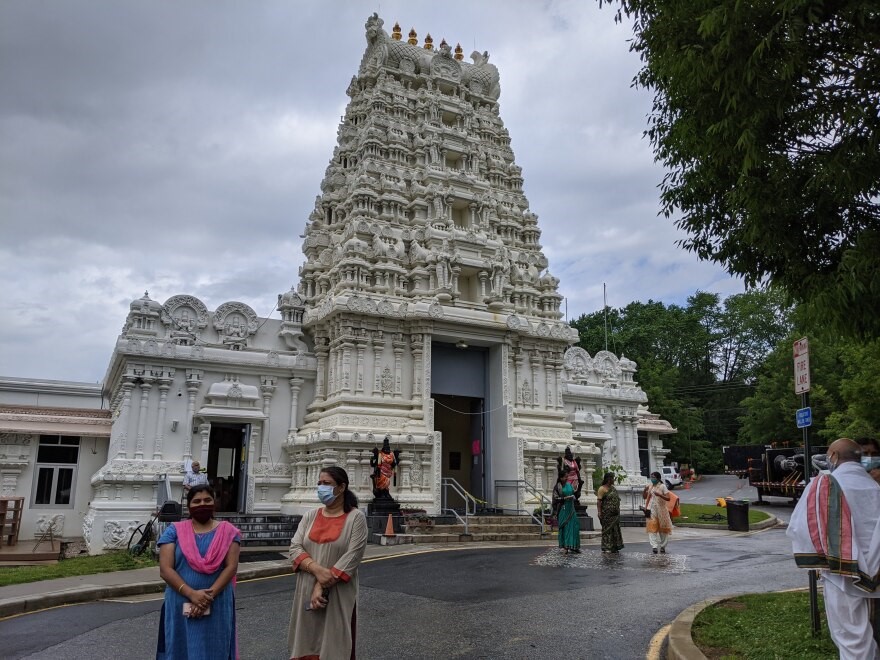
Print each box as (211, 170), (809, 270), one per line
(794, 337), (820, 635)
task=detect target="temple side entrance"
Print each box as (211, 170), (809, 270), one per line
(206, 423), (248, 513)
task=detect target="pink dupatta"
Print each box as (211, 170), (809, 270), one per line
(175, 519), (241, 582)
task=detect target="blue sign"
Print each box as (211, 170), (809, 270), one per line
(796, 407), (812, 428)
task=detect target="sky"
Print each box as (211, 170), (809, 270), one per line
(0, 0), (742, 383)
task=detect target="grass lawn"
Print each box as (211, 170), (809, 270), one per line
(692, 591), (837, 659)
(0, 551), (157, 587)
(677, 503), (771, 526)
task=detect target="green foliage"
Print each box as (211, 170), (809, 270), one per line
(678, 503), (770, 526)
(572, 289), (791, 472)
(739, 333), (880, 444)
(0, 550), (157, 587)
(601, 0), (880, 339)
(692, 592), (837, 659)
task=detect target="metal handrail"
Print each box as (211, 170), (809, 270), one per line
(493, 479), (552, 535)
(440, 477), (477, 536)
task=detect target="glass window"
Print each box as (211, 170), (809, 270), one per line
(32, 435), (80, 508)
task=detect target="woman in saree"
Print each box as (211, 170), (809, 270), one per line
(643, 471), (673, 553)
(556, 472), (581, 554)
(156, 484), (240, 659)
(288, 466), (368, 660)
(596, 472), (624, 554)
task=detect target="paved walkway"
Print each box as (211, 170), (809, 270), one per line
(0, 523), (773, 620)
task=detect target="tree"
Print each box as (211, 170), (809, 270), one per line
(601, 0), (880, 338)
(571, 289), (790, 472)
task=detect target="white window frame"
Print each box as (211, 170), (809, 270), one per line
(31, 435), (80, 509)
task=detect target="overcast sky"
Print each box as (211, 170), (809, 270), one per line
(0, 0), (741, 383)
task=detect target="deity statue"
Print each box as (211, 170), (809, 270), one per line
(557, 446), (584, 500)
(370, 435), (401, 500)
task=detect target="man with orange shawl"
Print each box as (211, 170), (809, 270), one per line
(787, 438), (880, 660)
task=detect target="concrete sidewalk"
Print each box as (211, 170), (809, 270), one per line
(0, 521), (774, 620)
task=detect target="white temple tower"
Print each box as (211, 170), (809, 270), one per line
(281, 14), (583, 514)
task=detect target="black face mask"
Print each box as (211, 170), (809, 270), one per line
(189, 504), (215, 524)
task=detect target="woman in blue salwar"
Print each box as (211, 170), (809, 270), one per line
(556, 473), (581, 553)
(156, 484), (240, 659)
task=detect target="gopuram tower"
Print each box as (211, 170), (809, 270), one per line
(281, 14), (584, 515)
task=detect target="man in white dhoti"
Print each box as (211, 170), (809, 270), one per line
(787, 438), (880, 659)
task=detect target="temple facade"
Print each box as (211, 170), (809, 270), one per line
(0, 15), (674, 553)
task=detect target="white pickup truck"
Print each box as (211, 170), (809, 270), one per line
(660, 465), (683, 490)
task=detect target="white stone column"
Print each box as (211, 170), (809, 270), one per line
(314, 339), (328, 403)
(411, 333), (423, 402)
(529, 351), (538, 409)
(115, 376), (136, 459)
(355, 341), (366, 394)
(259, 376), (276, 464)
(342, 341), (353, 395)
(288, 377), (303, 432)
(183, 369), (203, 461)
(199, 423), (211, 468)
(134, 376), (153, 460)
(392, 334), (404, 399)
(152, 372), (173, 460)
(372, 332), (383, 397)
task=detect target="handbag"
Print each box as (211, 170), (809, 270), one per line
(639, 505), (651, 519)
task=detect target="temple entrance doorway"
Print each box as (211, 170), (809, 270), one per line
(430, 342), (488, 510)
(434, 394), (485, 510)
(206, 423), (249, 513)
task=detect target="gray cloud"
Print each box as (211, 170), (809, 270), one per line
(0, 0), (738, 381)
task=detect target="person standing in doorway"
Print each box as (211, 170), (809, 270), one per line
(182, 461), (208, 501)
(596, 472), (624, 554)
(787, 438), (880, 659)
(643, 472), (672, 554)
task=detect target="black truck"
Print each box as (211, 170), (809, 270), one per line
(722, 444), (827, 503)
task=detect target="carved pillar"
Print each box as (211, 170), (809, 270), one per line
(314, 338), (328, 403)
(468, 202), (477, 228)
(259, 376), (276, 464)
(199, 422), (211, 468)
(554, 362), (564, 411)
(392, 334), (405, 399)
(513, 349), (524, 408)
(342, 339), (354, 395)
(372, 331), (384, 397)
(543, 352), (552, 410)
(411, 333), (423, 403)
(478, 271), (488, 298)
(355, 339), (366, 394)
(183, 369), (203, 461)
(153, 371), (174, 460)
(288, 377), (304, 432)
(134, 375), (154, 460)
(529, 350), (538, 409)
(115, 376), (136, 459)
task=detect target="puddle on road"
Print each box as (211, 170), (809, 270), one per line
(531, 548), (688, 574)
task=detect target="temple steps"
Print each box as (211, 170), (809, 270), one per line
(212, 513), (301, 547)
(405, 515), (549, 544)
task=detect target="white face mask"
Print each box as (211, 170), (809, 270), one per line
(861, 456), (880, 471)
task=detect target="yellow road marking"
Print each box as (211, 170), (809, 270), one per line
(646, 623), (670, 660)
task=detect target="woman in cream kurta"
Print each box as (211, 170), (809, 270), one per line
(288, 466), (368, 660)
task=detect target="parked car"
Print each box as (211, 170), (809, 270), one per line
(660, 465), (683, 490)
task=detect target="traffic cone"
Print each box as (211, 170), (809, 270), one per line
(384, 513), (395, 537)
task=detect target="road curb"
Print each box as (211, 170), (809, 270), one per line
(667, 594), (729, 660)
(0, 561), (293, 619)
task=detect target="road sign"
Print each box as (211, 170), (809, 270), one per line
(794, 337), (810, 394)
(796, 407), (812, 428)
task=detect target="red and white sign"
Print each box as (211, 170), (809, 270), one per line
(793, 337), (810, 394)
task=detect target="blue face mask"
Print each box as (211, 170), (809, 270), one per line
(650, 478), (659, 485)
(317, 484), (337, 505)
(861, 456), (880, 471)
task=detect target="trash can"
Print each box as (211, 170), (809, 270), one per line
(727, 499), (750, 531)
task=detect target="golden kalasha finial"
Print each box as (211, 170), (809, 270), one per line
(408, 28), (418, 45)
(440, 38), (448, 49)
(454, 43), (464, 60)
(391, 22), (402, 41)
(424, 33), (433, 50)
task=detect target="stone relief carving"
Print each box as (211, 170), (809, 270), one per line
(162, 295), (209, 346)
(103, 520), (140, 549)
(213, 301), (259, 350)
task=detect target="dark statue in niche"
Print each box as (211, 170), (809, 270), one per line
(557, 445), (584, 500)
(370, 435), (401, 500)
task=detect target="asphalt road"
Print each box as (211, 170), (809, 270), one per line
(2, 526), (810, 659)
(675, 473), (797, 523)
